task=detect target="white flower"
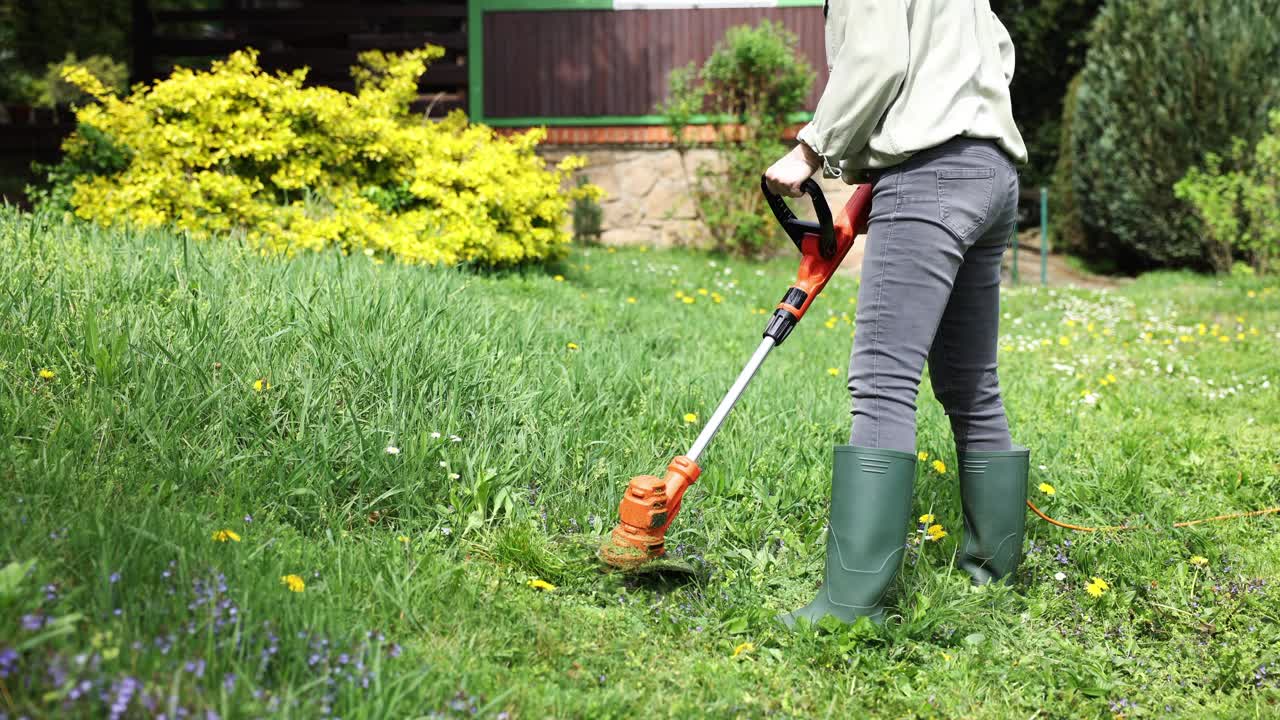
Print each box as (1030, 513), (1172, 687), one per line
(385, 445), (400, 455)
(1054, 572), (1067, 582)
(449, 473), (460, 480)
(449, 435), (462, 442)
(430, 431), (442, 439)
(439, 461), (448, 468)
(441, 527), (452, 536)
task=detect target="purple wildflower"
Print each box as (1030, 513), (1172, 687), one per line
(20, 614), (44, 631)
(0, 647), (18, 678)
(109, 676), (140, 720)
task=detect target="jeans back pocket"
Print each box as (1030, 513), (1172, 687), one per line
(936, 167), (996, 242)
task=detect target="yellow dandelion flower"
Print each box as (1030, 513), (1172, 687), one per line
(397, 535), (410, 544)
(941, 651), (953, 662)
(1038, 482), (1056, 496)
(918, 451), (929, 461)
(732, 642), (755, 658)
(1236, 333), (1245, 341)
(926, 524), (948, 541)
(827, 367), (840, 377)
(553, 275), (565, 282)
(1247, 290), (1256, 298)
(38, 368), (56, 380)
(1249, 327), (1259, 336)
(675, 290), (686, 298)
(626, 297), (637, 304)
(527, 578), (556, 592)
(1065, 319), (1076, 327)
(931, 459), (947, 474)
(683, 413), (698, 424)
(1085, 577), (1109, 597)
(212, 529), (241, 543)
(682, 296), (695, 305)
(566, 342), (580, 351)
(1190, 555), (1208, 566)
(280, 574), (305, 593)
(607, 247), (616, 253)
(697, 288), (708, 296)
(1218, 335), (1230, 343)
(1058, 336), (1071, 346)
(253, 378), (270, 393)
(919, 513), (936, 524)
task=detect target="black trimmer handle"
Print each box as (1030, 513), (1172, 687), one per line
(760, 176), (836, 259)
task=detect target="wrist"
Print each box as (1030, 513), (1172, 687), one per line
(795, 140), (822, 169)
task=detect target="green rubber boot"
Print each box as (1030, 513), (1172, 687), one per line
(957, 445), (1031, 585)
(780, 445), (916, 628)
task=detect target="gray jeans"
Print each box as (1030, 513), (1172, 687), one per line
(847, 137), (1018, 454)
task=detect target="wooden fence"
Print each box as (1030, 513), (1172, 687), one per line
(134, 0), (469, 114)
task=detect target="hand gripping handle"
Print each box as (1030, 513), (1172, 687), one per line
(758, 178), (874, 346)
(760, 176), (837, 259)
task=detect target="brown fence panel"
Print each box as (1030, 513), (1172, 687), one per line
(483, 8), (827, 119)
(139, 0), (468, 111)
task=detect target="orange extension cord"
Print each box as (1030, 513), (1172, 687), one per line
(1027, 501), (1280, 533)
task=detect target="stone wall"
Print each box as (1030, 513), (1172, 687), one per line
(540, 145), (862, 255)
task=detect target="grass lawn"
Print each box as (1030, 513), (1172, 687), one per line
(3, 208), (1279, 718)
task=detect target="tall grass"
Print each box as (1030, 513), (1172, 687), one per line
(2, 208), (1279, 717)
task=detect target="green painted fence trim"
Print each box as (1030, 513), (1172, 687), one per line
(468, 0), (824, 123)
(481, 112), (814, 127)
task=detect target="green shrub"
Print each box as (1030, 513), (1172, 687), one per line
(35, 48), (599, 267)
(1175, 110), (1280, 274)
(37, 53), (128, 109)
(571, 176), (604, 245)
(990, 0), (1103, 186)
(659, 20), (815, 257)
(1051, 73), (1086, 256)
(1069, 0), (1280, 272)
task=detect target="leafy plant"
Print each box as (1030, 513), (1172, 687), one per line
(658, 20), (815, 257)
(37, 53), (128, 110)
(571, 176), (604, 245)
(37, 46), (599, 267)
(1068, 0), (1280, 272)
(989, 0), (1104, 186)
(1175, 110), (1280, 274)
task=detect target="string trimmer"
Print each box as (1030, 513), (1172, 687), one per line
(598, 177), (873, 570)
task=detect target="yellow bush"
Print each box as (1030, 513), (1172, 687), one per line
(55, 47), (599, 266)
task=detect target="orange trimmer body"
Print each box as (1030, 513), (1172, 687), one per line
(599, 177), (874, 570)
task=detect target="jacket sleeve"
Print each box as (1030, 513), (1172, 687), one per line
(796, 0), (910, 176)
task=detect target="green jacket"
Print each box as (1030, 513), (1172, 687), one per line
(797, 0), (1028, 179)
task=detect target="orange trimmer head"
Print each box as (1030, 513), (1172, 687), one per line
(598, 178), (873, 571)
(597, 456), (701, 569)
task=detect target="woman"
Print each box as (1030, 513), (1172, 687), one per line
(764, 0), (1031, 626)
